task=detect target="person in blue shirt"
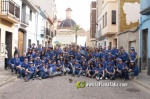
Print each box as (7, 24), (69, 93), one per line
(72, 60), (82, 77)
(56, 60), (63, 73)
(48, 61), (62, 78)
(81, 61), (87, 76)
(16, 58), (29, 79)
(34, 57), (41, 67)
(119, 49), (129, 67)
(24, 62), (36, 82)
(104, 62), (115, 80)
(130, 47), (138, 63)
(86, 64), (97, 78)
(63, 59), (72, 74)
(112, 45), (119, 56)
(128, 60), (139, 79)
(8, 53), (20, 74)
(20, 53), (27, 62)
(37, 60), (46, 80)
(101, 57), (108, 69)
(94, 63), (104, 80)
(107, 56), (115, 68)
(116, 59), (129, 80)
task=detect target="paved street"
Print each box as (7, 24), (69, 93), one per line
(0, 75), (150, 99)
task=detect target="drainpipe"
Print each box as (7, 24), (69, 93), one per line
(35, 12), (39, 44)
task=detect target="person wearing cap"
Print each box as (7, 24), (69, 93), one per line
(129, 47), (138, 63)
(48, 61), (62, 77)
(24, 62), (36, 82)
(34, 57), (41, 67)
(36, 60), (45, 80)
(104, 62), (115, 80)
(8, 53), (20, 75)
(95, 63), (105, 80)
(116, 59), (129, 80)
(107, 56), (115, 68)
(37, 60), (49, 80)
(128, 61), (139, 79)
(16, 58), (29, 79)
(72, 60), (82, 77)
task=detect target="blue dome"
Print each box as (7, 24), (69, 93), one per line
(60, 19), (76, 27)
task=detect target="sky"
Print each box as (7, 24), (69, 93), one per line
(55, 0), (96, 30)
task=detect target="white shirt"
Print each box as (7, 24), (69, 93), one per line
(5, 49), (8, 58)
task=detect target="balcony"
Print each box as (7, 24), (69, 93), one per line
(0, 0), (20, 23)
(21, 11), (29, 26)
(140, 0), (150, 15)
(95, 30), (105, 41)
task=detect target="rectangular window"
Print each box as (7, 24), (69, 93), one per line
(112, 10), (116, 24)
(105, 12), (107, 27)
(30, 10), (32, 21)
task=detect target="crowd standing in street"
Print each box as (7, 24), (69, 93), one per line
(7, 44), (139, 82)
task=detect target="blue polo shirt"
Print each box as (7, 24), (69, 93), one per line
(97, 67), (104, 73)
(106, 66), (114, 73)
(117, 63), (127, 71)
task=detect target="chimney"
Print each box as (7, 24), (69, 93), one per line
(66, 7), (72, 19)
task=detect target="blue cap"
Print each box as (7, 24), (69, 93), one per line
(119, 59), (122, 61)
(116, 58), (120, 61)
(41, 60), (45, 63)
(29, 62), (33, 64)
(130, 47), (135, 50)
(57, 60), (60, 62)
(108, 62), (112, 65)
(130, 60), (135, 63)
(76, 60), (79, 63)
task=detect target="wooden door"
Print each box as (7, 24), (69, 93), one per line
(18, 30), (24, 56)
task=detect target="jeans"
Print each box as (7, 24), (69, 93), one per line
(96, 73), (103, 78)
(116, 69), (129, 79)
(10, 65), (17, 73)
(48, 68), (62, 77)
(129, 72), (135, 76)
(39, 71), (49, 79)
(104, 73), (115, 79)
(73, 69), (82, 76)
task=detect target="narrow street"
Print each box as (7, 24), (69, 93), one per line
(0, 76), (150, 99)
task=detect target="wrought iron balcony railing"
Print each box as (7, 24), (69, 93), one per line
(1, 0), (20, 21)
(21, 11), (29, 25)
(140, 0), (150, 15)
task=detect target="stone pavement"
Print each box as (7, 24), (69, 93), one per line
(133, 73), (150, 90)
(0, 70), (17, 87)
(0, 68), (150, 91)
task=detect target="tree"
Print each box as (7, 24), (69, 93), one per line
(72, 25), (82, 44)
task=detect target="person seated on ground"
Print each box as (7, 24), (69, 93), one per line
(101, 57), (108, 69)
(34, 57), (41, 67)
(104, 62), (115, 80)
(86, 64), (97, 78)
(128, 60), (139, 79)
(107, 56), (116, 68)
(72, 60), (82, 77)
(8, 53), (20, 75)
(20, 53), (27, 62)
(56, 60), (63, 73)
(36, 60), (46, 80)
(16, 58), (29, 79)
(95, 63), (104, 81)
(48, 61), (62, 78)
(24, 62), (36, 82)
(116, 59), (129, 80)
(63, 59), (72, 75)
(81, 61), (87, 76)
(38, 62), (49, 80)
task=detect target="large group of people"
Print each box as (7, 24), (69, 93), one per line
(7, 43), (139, 82)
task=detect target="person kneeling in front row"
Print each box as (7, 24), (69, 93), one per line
(95, 63), (105, 81)
(104, 62), (115, 80)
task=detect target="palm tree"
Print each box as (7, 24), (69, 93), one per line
(72, 25), (82, 44)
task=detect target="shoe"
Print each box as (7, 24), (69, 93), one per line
(25, 78), (29, 82)
(105, 77), (108, 80)
(134, 76), (137, 79)
(38, 77), (42, 80)
(100, 77), (103, 80)
(82, 73), (85, 76)
(96, 77), (99, 80)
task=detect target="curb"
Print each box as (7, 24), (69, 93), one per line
(133, 79), (150, 90)
(0, 77), (17, 87)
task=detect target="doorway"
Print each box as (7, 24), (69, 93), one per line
(142, 29), (148, 71)
(113, 39), (117, 47)
(5, 31), (12, 59)
(18, 30), (25, 56)
(109, 42), (112, 49)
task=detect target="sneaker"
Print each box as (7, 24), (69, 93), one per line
(38, 77), (42, 80)
(105, 77), (108, 80)
(96, 77), (99, 80)
(25, 78), (29, 82)
(100, 77), (103, 80)
(134, 76), (137, 79)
